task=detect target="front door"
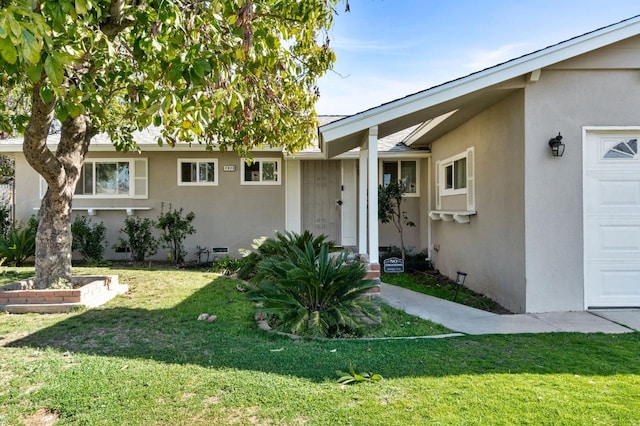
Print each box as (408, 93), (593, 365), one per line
(302, 160), (342, 244)
(584, 131), (640, 307)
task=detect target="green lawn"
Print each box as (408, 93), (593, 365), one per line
(1, 266), (639, 425)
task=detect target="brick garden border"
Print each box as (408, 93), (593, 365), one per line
(0, 275), (128, 314)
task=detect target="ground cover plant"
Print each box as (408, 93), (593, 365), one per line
(1, 265), (639, 425)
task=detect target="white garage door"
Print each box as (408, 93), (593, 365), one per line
(584, 132), (640, 308)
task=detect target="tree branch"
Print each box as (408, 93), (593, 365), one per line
(23, 79), (61, 187)
(101, 0), (136, 36)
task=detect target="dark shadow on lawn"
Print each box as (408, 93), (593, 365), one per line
(7, 280), (640, 382)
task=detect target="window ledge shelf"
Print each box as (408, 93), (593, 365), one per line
(34, 207), (152, 216)
(429, 210), (476, 224)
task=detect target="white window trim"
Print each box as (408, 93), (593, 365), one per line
(378, 159), (420, 197)
(440, 151), (468, 196)
(177, 158), (219, 186)
(39, 158), (148, 200)
(240, 157), (282, 185)
(436, 147), (475, 211)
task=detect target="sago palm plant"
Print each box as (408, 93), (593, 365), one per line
(248, 242), (380, 338)
(238, 230), (335, 280)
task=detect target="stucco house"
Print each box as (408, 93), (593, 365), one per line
(3, 15), (640, 313)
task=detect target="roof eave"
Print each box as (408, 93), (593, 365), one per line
(319, 16), (640, 145)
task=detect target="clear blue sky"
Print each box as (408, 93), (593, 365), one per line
(315, 0), (640, 115)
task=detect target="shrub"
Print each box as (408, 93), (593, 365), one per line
(211, 255), (241, 276)
(0, 217), (36, 266)
(71, 216), (107, 264)
(248, 242), (380, 338)
(116, 216), (159, 262)
(0, 203), (11, 239)
(156, 204), (196, 265)
(237, 231), (335, 280)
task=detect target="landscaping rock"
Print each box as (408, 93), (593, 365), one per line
(207, 315), (217, 322)
(197, 313), (209, 321)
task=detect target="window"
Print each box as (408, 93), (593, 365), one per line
(604, 139), (638, 159)
(380, 160), (418, 195)
(42, 158), (148, 199)
(178, 159), (218, 186)
(241, 158), (281, 185)
(75, 162), (130, 196)
(444, 157), (466, 191)
(436, 147), (475, 211)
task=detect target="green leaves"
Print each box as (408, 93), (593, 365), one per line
(336, 366), (383, 385)
(248, 232), (380, 338)
(21, 30), (41, 64)
(44, 54), (64, 85)
(0, 36), (17, 64)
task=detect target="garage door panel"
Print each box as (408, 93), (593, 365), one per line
(599, 180), (640, 206)
(599, 223), (640, 251)
(585, 218), (640, 255)
(585, 132), (640, 308)
(586, 264), (640, 306)
(601, 270), (640, 295)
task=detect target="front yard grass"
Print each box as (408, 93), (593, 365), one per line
(1, 265), (639, 425)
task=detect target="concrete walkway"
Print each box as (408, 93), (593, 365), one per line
(380, 282), (640, 335)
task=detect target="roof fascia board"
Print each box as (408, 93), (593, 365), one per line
(319, 18), (640, 144)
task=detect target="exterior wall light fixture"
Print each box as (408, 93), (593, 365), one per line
(548, 132), (565, 157)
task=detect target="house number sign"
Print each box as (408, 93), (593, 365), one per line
(223, 165), (236, 172)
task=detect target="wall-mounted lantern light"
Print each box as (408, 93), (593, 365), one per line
(548, 132), (565, 157)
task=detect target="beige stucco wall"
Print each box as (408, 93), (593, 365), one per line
(524, 69), (640, 312)
(15, 150), (285, 261)
(430, 91), (527, 312)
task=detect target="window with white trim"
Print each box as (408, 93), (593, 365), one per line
(603, 139), (638, 159)
(40, 158), (148, 199)
(435, 147), (475, 211)
(380, 160), (419, 196)
(178, 159), (218, 185)
(241, 158), (281, 185)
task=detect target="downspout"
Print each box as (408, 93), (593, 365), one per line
(427, 156), (433, 264)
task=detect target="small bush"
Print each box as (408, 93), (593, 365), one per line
(0, 203), (11, 239)
(156, 204), (196, 265)
(71, 216), (107, 264)
(116, 216), (159, 262)
(0, 217), (36, 266)
(211, 255), (241, 276)
(248, 242), (380, 338)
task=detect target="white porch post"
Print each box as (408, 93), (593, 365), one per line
(358, 143), (368, 254)
(367, 126), (379, 265)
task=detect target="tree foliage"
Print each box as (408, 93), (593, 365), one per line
(0, 0), (342, 287)
(0, 0), (339, 154)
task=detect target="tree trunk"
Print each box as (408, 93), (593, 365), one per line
(23, 80), (92, 288)
(35, 188), (75, 288)
(394, 204), (406, 263)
